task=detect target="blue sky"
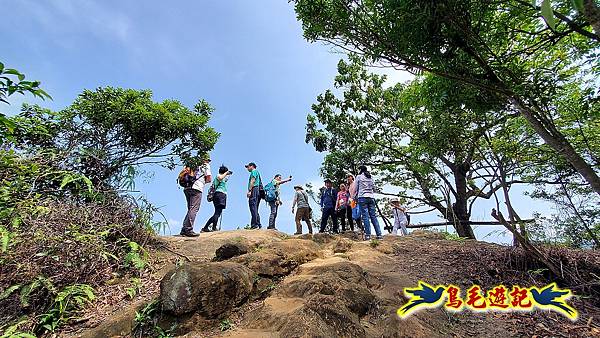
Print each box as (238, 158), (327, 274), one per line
(1, 0), (552, 243)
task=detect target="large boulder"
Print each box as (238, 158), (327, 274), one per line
(160, 262), (253, 317)
(232, 239), (321, 277)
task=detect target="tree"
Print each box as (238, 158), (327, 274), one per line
(534, 0), (600, 38)
(306, 58), (526, 238)
(10, 87), (219, 188)
(292, 0), (600, 196)
(0, 61), (51, 140)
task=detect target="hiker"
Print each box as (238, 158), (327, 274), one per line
(320, 179), (338, 233)
(292, 185), (313, 235)
(245, 162), (263, 229)
(179, 157), (212, 237)
(202, 165), (232, 232)
(348, 174), (362, 231)
(390, 197), (409, 236)
(336, 183), (353, 232)
(353, 165), (383, 240)
(266, 174), (293, 230)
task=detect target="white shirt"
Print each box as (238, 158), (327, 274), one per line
(393, 207), (408, 224)
(355, 173), (375, 199)
(191, 164), (211, 191)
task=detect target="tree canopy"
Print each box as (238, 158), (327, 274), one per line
(293, 0), (600, 196)
(307, 57), (530, 238)
(9, 87), (220, 188)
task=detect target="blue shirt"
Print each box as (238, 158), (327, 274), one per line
(320, 187), (337, 209)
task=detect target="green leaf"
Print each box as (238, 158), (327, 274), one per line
(60, 173), (73, 189)
(541, 0), (556, 30)
(3, 69), (21, 76)
(0, 226), (13, 253)
(0, 284), (21, 301)
(571, 0), (584, 11)
(0, 114), (17, 133)
(0, 62), (4, 72)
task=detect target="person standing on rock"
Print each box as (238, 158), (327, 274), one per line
(390, 197), (409, 236)
(266, 174), (293, 230)
(320, 179), (338, 233)
(202, 165), (233, 233)
(246, 162), (262, 229)
(353, 165), (383, 240)
(180, 157), (212, 237)
(292, 185), (313, 235)
(335, 183), (353, 232)
(348, 174), (362, 232)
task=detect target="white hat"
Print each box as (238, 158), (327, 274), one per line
(390, 197), (400, 204)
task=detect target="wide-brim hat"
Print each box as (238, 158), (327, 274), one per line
(390, 197), (400, 204)
(294, 185), (304, 190)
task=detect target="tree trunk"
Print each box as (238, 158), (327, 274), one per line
(452, 163), (476, 239)
(510, 96), (600, 197)
(491, 209), (565, 281)
(583, 0), (600, 36)
(494, 152), (524, 246)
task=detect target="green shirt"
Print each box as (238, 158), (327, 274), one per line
(213, 176), (228, 194)
(272, 179), (282, 201)
(248, 169), (261, 190)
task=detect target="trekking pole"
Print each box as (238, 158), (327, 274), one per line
(376, 201), (392, 233)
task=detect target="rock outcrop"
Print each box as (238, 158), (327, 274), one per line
(214, 241), (251, 261)
(160, 262), (254, 318)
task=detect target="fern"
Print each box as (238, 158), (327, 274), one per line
(0, 226), (14, 253)
(125, 278), (143, 299)
(37, 284), (95, 333)
(0, 284), (21, 301)
(0, 317), (36, 338)
(124, 241), (147, 271)
(20, 276), (55, 307)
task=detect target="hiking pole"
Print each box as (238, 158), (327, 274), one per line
(376, 201), (392, 233)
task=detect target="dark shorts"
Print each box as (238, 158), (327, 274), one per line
(213, 191), (227, 209)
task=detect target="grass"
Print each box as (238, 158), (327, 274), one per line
(219, 319), (234, 332)
(441, 231), (465, 241)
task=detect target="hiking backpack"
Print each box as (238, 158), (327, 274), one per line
(207, 179), (217, 202)
(264, 181), (277, 202)
(177, 167), (196, 188)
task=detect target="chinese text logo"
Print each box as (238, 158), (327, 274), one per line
(397, 281), (577, 320)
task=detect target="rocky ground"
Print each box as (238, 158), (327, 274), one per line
(67, 230), (600, 338)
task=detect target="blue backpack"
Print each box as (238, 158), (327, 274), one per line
(264, 181), (277, 202)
